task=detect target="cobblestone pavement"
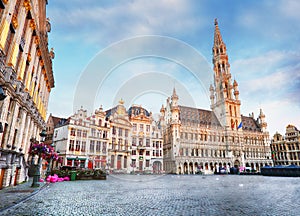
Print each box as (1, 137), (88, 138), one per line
(0, 178), (48, 212)
(1, 174), (300, 216)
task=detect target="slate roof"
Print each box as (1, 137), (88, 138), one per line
(241, 115), (261, 132)
(179, 105), (221, 127)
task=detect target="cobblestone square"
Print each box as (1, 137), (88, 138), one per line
(2, 175), (300, 216)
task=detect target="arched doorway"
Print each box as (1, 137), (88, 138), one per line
(214, 162), (218, 174)
(117, 155), (122, 169)
(111, 155), (115, 169)
(189, 162), (194, 174)
(195, 162), (199, 173)
(199, 162), (203, 170)
(153, 161), (162, 174)
(256, 163), (259, 172)
(184, 162), (188, 174)
(234, 160), (240, 168)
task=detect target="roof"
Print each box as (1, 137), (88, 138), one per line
(105, 106), (117, 118)
(241, 115), (261, 132)
(52, 116), (62, 127)
(179, 105), (221, 127)
(128, 106), (150, 118)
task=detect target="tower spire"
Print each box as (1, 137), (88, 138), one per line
(214, 18), (224, 47)
(211, 19), (241, 130)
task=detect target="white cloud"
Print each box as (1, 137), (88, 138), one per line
(279, 0), (300, 21)
(48, 0), (203, 45)
(232, 49), (300, 135)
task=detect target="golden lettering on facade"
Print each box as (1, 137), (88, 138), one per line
(40, 59), (44, 66)
(34, 36), (39, 45)
(36, 48), (41, 57)
(29, 19), (36, 30)
(27, 53), (31, 62)
(12, 14), (18, 29)
(23, 0), (31, 11)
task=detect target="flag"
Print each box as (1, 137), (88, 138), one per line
(237, 121), (243, 129)
(231, 121), (235, 129)
(271, 151), (276, 161)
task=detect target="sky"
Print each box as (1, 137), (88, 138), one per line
(46, 0), (300, 137)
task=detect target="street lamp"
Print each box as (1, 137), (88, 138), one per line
(39, 129), (47, 141)
(31, 129), (47, 187)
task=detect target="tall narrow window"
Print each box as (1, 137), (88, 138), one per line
(89, 140), (95, 153)
(4, 25), (15, 55)
(75, 141), (80, 151)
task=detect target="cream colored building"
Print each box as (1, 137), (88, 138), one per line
(105, 100), (132, 173)
(0, 0), (54, 189)
(271, 125), (300, 166)
(52, 101), (164, 174)
(53, 107), (109, 169)
(161, 20), (272, 174)
(87, 106), (110, 169)
(128, 104), (163, 174)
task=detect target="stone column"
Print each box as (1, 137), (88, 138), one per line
(15, 108), (26, 150)
(7, 100), (20, 148)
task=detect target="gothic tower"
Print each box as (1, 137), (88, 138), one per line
(170, 88), (180, 159)
(258, 108), (267, 132)
(210, 19), (242, 130)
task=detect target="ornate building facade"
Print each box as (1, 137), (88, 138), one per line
(0, 0), (54, 189)
(53, 107), (109, 169)
(271, 125), (300, 166)
(161, 20), (272, 174)
(53, 101), (163, 174)
(128, 104), (163, 173)
(105, 100), (132, 172)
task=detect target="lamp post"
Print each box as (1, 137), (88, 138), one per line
(31, 129), (47, 187)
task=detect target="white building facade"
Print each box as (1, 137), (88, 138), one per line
(161, 20), (272, 174)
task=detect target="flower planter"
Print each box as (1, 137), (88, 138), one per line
(76, 174), (106, 180)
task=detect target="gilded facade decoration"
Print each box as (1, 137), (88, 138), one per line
(0, 0), (55, 189)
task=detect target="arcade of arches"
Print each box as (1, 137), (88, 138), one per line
(177, 159), (270, 174)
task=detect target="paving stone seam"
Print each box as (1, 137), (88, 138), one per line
(0, 182), (51, 213)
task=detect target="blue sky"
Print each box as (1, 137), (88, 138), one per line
(46, 0), (300, 136)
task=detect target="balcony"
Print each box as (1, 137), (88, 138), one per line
(4, 66), (17, 84)
(137, 145), (146, 150)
